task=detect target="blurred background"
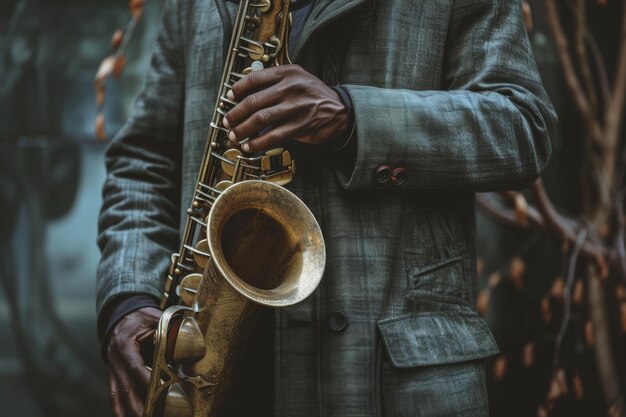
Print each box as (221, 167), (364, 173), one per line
(0, 0), (625, 416)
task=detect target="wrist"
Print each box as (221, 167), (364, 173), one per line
(329, 85), (355, 151)
(98, 294), (159, 361)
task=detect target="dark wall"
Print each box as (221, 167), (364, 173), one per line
(0, 1), (164, 416)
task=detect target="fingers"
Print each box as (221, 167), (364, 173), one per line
(105, 307), (162, 417)
(124, 342), (152, 389)
(108, 341), (147, 417)
(229, 65), (288, 101)
(243, 123), (301, 153)
(108, 367), (126, 417)
(226, 102), (299, 144)
(223, 87), (281, 131)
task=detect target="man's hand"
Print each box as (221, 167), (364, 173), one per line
(222, 64), (349, 153)
(106, 307), (161, 417)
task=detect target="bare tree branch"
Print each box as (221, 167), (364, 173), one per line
(606, 1), (626, 144)
(545, 0), (594, 126)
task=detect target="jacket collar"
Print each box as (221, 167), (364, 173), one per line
(216, 0), (371, 60)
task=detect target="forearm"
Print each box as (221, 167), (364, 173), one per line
(334, 82), (555, 192)
(332, 0), (557, 193)
(96, 0), (185, 315)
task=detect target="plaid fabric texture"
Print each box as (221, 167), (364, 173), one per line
(97, 0), (556, 415)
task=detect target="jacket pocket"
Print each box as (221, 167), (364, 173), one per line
(377, 311), (499, 368)
(406, 255), (468, 304)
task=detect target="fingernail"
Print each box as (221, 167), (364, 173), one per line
(227, 90), (235, 100)
(242, 143), (250, 152)
(222, 117), (230, 129)
(228, 131), (236, 141)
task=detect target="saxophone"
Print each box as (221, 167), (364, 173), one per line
(142, 1), (326, 416)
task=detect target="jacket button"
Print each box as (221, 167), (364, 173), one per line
(328, 312), (347, 332)
(391, 167), (408, 185)
(375, 165), (392, 184)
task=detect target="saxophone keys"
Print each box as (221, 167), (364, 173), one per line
(193, 240), (210, 269)
(247, 43), (265, 61)
(178, 273), (202, 306)
(221, 149), (241, 176)
(167, 316), (206, 365)
(163, 383), (193, 417)
(265, 170), (293, 186)
(214, 180), (233, 192)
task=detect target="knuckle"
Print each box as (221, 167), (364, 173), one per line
(256, 109), (272, 124)
(244, 95), (258, 113)
(111, 337), (128, 353)
(249, 69), (263, 84)
(272, 129), (284, 142)
(118, 385), (131, 400)
(125, 358), (139, 371)
(108, 390), (119, 404)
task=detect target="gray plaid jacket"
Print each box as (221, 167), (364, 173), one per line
(97, 0), (556, 415)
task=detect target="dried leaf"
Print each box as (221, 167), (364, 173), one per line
(523, 343), (534, 368)
(584, 320), (595, 346)
(112, 29), (124, 50)
(513, 192), (529, 225)
(572, 372), (584, 399)
(476, 289), (491, 317)
(493, 355), (507, 382)
(550, 276), (565, 299)
(547, 369), (568, 402)
(522, 1), (533, 32)
(95, 112), (107, 141)
(597, 256), (609, 280)
(598, 224), (610, 238)
(572, 280), (584, 305)
(129, 0), (145, 18)
(488, 271), (502, 288)
(95, 56), (115, 83)
(537, 406), (548, 417)
(541, 297), (552, 324)
(509, 256), (526, 290)
(476, 257), (485, 276)
(95, 81), (105, 107)
(113, 55), (127, 78)
(608, 405), (622, 417)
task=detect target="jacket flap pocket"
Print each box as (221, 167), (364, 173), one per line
(377, 311), (499, 368)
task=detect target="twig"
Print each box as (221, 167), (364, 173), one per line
(544, 0), (594, 127)
(477, 193), (545, 229)
(574, 0), (599, 118)
(586, 31), (611, 110)
(530, 180), (606, 261)
(552, 229), (587, 370)
(605, 0), (626, 144)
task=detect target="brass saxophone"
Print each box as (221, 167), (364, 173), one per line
(142, 1), (326, 416)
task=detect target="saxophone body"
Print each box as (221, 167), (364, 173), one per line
(142, 1), (326, 416)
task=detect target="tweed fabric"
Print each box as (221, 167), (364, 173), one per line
(97, 0), (557, 415)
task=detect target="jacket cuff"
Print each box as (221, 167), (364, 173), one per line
(98, 294), (160, 360)
(328, 85), (356, 152)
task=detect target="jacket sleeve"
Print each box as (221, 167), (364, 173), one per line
(96, 0), (184, 314)
(334, 0), (557, 192)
